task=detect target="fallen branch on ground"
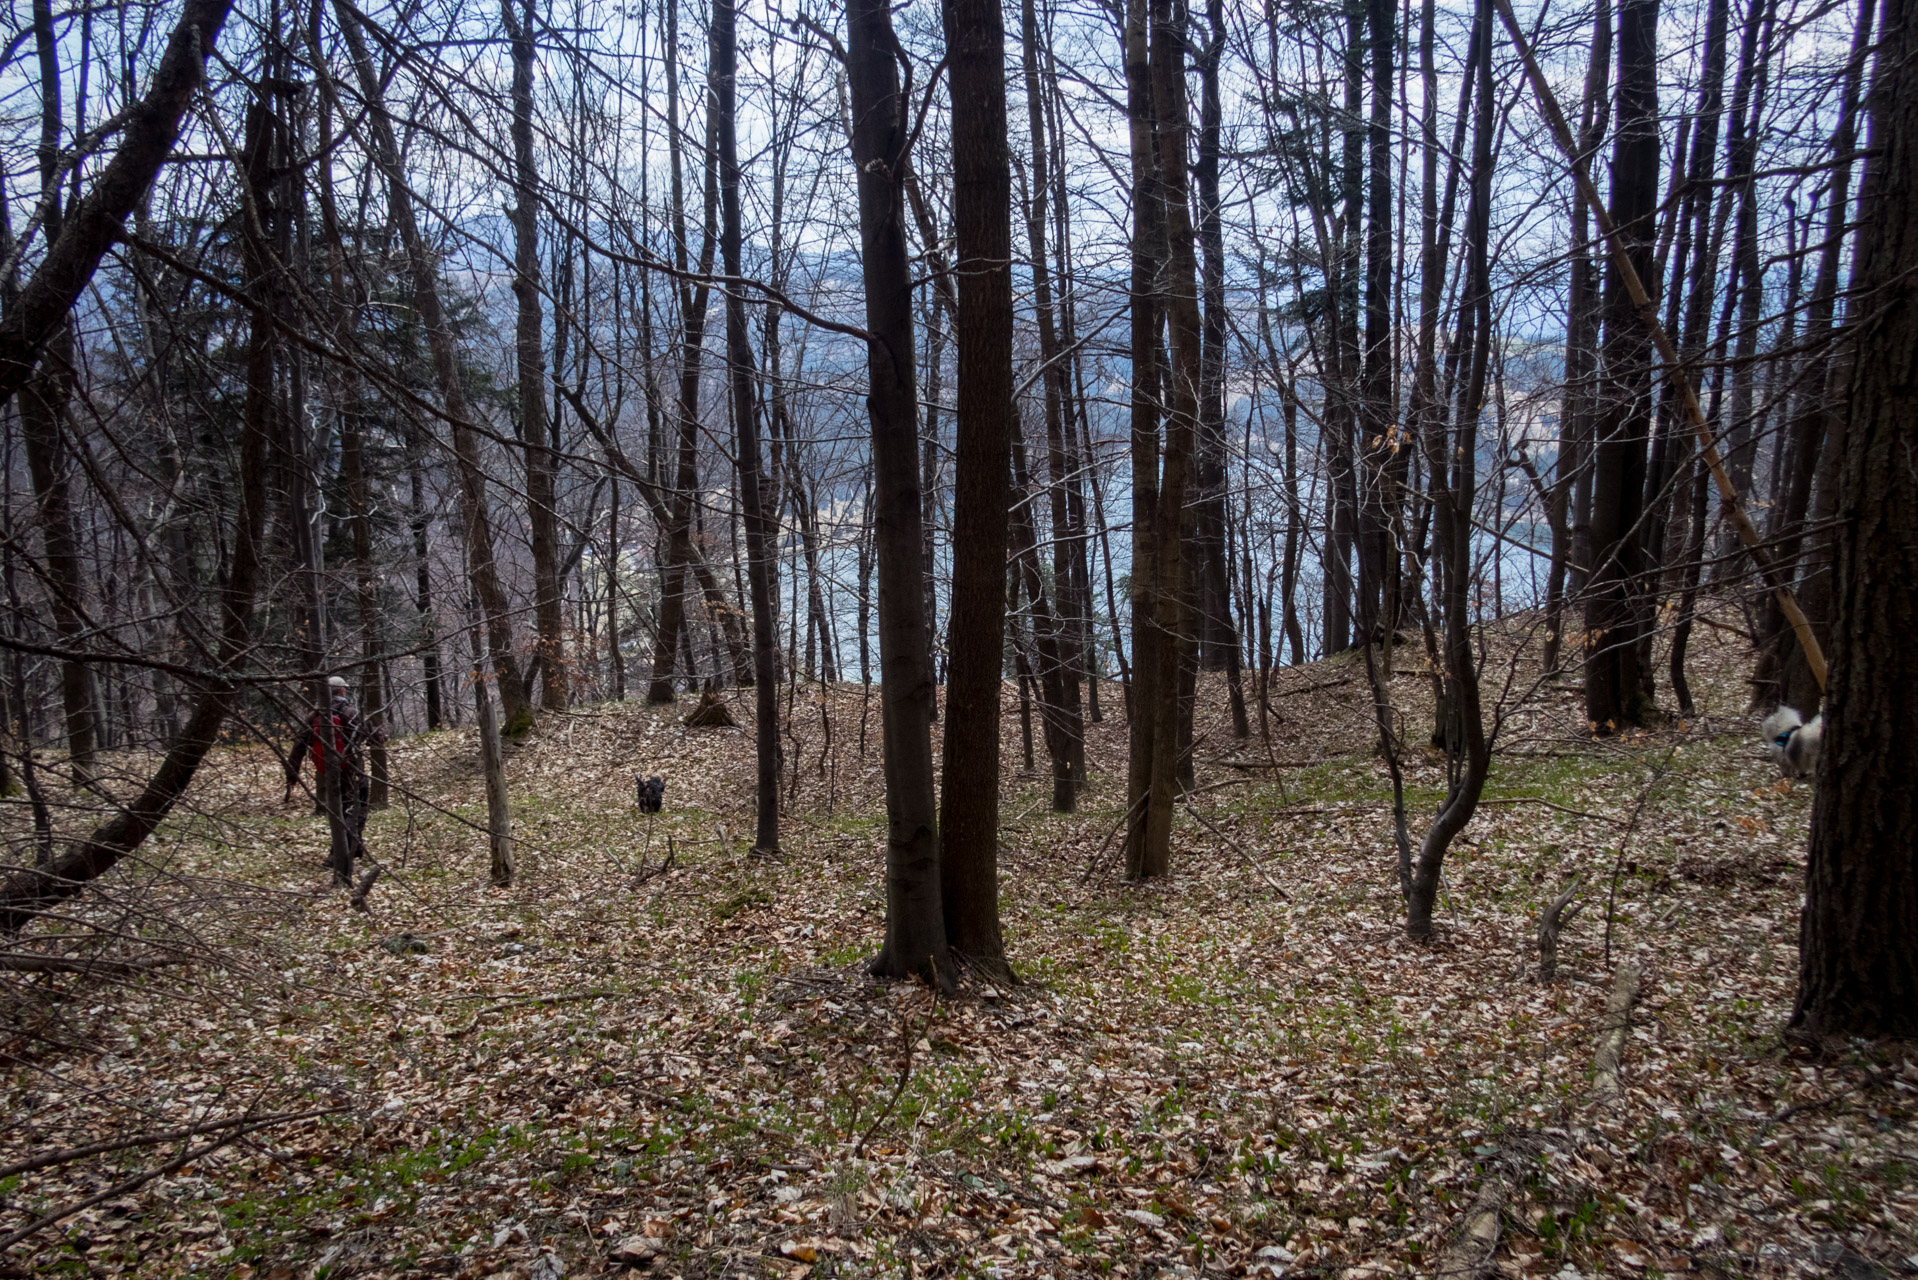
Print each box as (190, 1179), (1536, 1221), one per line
(1591, 962), (1644, 1103)
(0, 1106), (341, 1181)
(1182, 805), (1290, 899)
(0, 1107), (344, 1252)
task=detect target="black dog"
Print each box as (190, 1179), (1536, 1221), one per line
(636, 774), (666, 813)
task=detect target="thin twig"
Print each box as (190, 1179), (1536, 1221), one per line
(0, 1107), (340, 1182)
(852, 971), (940, 1157)
(1182, 805), (1290, 898)
(0, 1109), (345, 1252)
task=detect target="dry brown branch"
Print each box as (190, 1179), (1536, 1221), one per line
(1537, 875), (1586, 983)
(0, 1106), (340, 1181)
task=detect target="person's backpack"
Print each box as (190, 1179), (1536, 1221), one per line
(309, 710), (349, 774)
(636, 775), (666, 814)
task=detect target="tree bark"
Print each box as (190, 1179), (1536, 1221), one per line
(1790, 0), (1918, 1041)
(937, 0), (1017, 976)
(848, 0), (947, 988)
(1406, 0), (1493, 940)
(1582, 0), (1659, 733)
(506, 0), (567, 711)
(714, 0), (780, 855)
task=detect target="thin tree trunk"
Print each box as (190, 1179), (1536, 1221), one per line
(1407, 0), (1494, 939)
(332, 0), (531, 730)
(18, 0), (95, 783)
(507, 0), (566, 711)
(469, 609), (515, 888)
(715, 0), (780, 855)
(1122, 0), (1165, 876)
(408, 436), (444, 729)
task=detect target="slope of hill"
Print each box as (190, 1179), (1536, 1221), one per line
(2, 625), (1911, 1279)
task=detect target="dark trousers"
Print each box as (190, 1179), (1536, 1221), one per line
(343, 771), (370, 858)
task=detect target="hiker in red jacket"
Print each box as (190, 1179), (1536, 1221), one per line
(285, 677), (381, 860)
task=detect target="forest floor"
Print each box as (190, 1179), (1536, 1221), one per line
(2, 616), (1914, 1280)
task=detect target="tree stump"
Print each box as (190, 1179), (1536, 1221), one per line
(684, 690), (738, 728)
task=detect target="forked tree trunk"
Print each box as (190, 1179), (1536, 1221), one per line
(1407, 0), (1494, 940)
(648, 3), (720, 702)
(1790, 0), (1918, 1041)
(1127, 0), (1202, 878)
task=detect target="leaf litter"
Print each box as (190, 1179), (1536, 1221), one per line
(2, 624), (1913, 1280)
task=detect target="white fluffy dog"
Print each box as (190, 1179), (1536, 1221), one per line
(1762, 707), (1823, 780)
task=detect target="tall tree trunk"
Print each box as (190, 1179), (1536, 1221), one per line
(938, 0), (1016, 976)
(19, 0), (96, 783)
(1407, 0), (1494, 940)
(1122, 0), (1165, 876)
(332, 1), (531, 730)
(1719, 0), (1773, 573)
(648, 4), (722, 702)
(1790, 0), (1918, 1039)
(1752, 0), (1872, 717)
(849, 0), (948, 987)
(1582, 0), (1659, 733)
(1019, 0), (1089, 777)
(1127, 0), (1203, 878)
(507, 0), (566, 711)
(1358, 0), (1397, 648)
(1545, 0), (1610, 674)
(715, 0), (780, 855)
(1192, 0), (1232, 669)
